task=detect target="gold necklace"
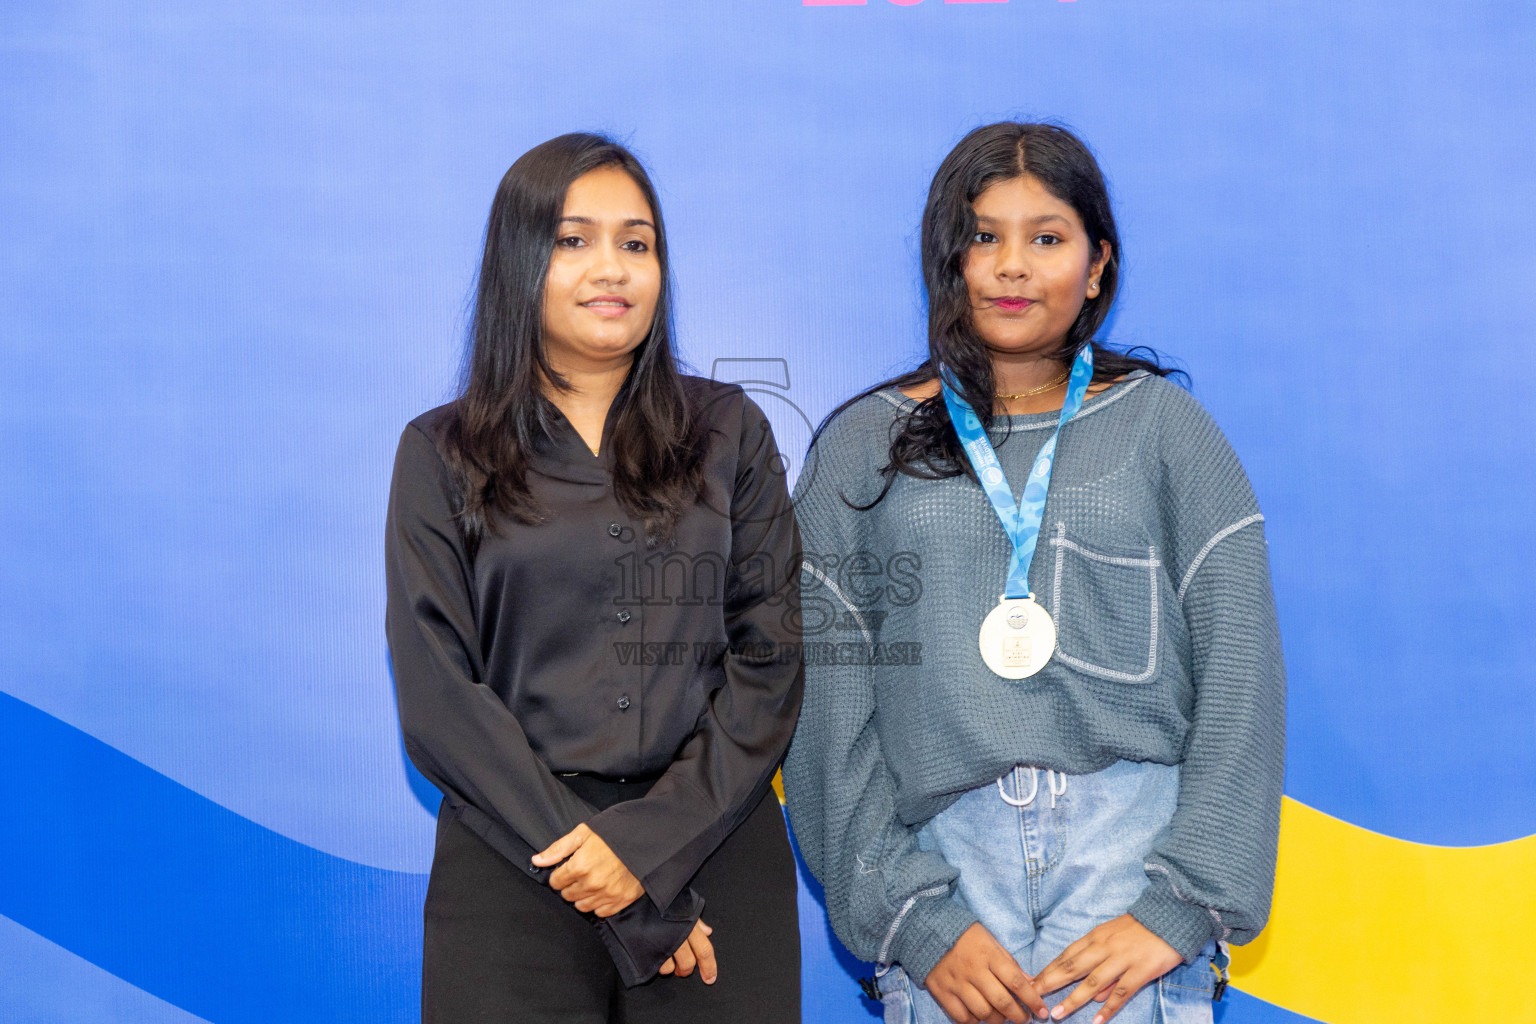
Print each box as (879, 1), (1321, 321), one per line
(996, 368), (1071, 399)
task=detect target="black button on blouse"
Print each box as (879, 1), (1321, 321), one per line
(385, 377), (803, 984)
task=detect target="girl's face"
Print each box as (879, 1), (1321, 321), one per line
(962, 174), (1109, 359)
(541, 166), (661, 372)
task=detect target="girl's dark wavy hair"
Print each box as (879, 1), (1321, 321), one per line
(442, 132), (707, 551)
(815, 121), (1185, 510)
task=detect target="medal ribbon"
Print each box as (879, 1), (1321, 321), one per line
(939, 345), (1094, 600)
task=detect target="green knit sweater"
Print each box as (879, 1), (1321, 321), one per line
(782, 372), (1286, 983)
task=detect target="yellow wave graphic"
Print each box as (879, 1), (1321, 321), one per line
(1231, 796), (1536, 1023)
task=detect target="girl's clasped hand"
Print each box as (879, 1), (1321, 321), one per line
(1030, 915), (1182, 1024)
(926, 916), (1179, 1024)
(924, 923), (1045, 1023)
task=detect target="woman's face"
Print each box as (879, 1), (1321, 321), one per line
(962, 174), (1109, 358)
(541, 165), (662, 372)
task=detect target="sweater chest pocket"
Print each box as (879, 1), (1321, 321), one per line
(1045, 521), (1163, 683)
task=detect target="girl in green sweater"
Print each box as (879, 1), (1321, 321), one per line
(784, 123), (1284, 1024)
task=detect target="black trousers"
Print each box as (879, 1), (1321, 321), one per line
(422, 781), (801, 1023)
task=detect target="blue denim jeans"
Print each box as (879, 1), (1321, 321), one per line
(876, 760), (1217, 1024)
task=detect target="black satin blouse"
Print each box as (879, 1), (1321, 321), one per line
(385, 377), (803, 984)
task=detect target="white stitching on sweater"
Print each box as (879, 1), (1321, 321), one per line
(877, 884), (951, 966)
(1177, 514), (1265, 602)
(802, 561), (874, 648)
(1145, 863), (1232, 941)
(1050, 522), (1160, 683)
(1052, 534), (1162, 567)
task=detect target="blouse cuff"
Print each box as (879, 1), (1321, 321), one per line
(588, 788), (724, 911)
(592, 885), (704, 987)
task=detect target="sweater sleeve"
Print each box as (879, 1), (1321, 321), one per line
(1126, 390), (1286, 961)
(384, 421), (699, 984)
(782, 404), (979, 984)
(586, 395), (806, 912)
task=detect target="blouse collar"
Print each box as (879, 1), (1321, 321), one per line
(526, 400), (621, 485)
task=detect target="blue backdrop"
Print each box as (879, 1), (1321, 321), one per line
(3, 2), (1533, 1022)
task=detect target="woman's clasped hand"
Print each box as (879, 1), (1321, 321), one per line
(532, 823), (720, 985)
(659, 919), (718, 985)
(532, 823), (645, 917)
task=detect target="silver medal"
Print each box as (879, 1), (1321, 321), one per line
(978, 594), (1056, 679)
(939, 349), (1092, 684)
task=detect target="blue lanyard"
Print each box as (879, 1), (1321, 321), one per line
(939, 345), (1094, 600)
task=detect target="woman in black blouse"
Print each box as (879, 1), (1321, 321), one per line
(385, 133), (803, 1023)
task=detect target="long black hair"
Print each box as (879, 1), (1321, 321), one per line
(442, 132), (707, 549)
(818, 122), (1183, 509)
